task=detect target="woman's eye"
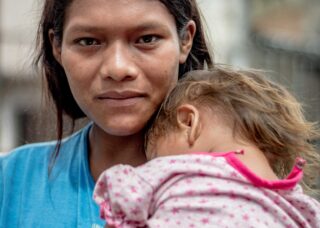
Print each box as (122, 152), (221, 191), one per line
(137, 35), (159, 44)
(77, 38), (99, 46)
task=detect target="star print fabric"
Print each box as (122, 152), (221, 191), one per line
(93, 153), (320, 228)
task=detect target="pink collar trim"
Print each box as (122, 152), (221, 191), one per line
(192, 151), (304, 190)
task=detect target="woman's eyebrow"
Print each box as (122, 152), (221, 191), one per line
(65, 24), (104, 34)
(133, 22), (171, 32)
(65, 21), (171, 34)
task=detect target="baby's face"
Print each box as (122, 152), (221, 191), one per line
(146, 130), (190, 160)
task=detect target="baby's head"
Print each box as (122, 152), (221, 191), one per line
(146, 67), (319, 178)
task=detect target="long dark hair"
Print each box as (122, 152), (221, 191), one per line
(34, 0), (214, 169)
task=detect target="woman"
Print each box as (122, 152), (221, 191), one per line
(0, 0), (213, 227)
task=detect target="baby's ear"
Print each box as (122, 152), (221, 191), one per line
(176, 104), (202, 146)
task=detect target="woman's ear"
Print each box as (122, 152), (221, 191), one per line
(49, 29), (62, 65)
(176, 104), (202, 146)
(179, 20), (196, 64)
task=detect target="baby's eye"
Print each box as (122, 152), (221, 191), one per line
(137, 35), (160, 44)
(77, 38), (100, 46)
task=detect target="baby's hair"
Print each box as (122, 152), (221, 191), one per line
(146, 66), (320, 195)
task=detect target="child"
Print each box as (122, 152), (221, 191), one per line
(93, 67), (320, 228)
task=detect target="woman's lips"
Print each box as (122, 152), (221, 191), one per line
(96, 91), (146, 107)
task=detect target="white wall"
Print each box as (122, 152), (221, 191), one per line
(198, 0), (250, 67)
(0, 0), (42, 152)
(0, 0), (41, 77)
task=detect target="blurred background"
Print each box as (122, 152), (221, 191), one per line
(0, 0), (319, 154)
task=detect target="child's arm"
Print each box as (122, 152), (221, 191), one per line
(93, 164), (153, 228)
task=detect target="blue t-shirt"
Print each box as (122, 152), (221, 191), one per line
(0, 124), (105, 228)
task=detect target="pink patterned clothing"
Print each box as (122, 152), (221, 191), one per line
(93, 151), (320, 228)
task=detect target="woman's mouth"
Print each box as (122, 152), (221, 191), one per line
(96, 91), (146, 107)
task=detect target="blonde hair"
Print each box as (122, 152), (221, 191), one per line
(146, 66), (320, 194)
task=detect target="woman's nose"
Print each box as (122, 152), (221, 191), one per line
(100, 42), (139, 81)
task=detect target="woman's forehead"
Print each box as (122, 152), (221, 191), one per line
(64, 0), (175, 31)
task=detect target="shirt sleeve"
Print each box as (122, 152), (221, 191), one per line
(93, 164), (154, 228)
(0, 158), (4, 220)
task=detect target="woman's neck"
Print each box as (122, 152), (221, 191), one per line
(88, 123), (147, 181)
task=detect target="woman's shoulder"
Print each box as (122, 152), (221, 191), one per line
(0, 141), (55, 165)
(0, 123), (92, 167)
(0, 141), (57, 186)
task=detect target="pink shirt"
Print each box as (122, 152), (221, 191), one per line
(93, 151), (320, 228)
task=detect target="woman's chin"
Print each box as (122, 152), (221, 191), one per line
(108, 127), (143, 137)
(95, 121), (145, 137)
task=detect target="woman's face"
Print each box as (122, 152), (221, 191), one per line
(52, 0), (194, 136)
